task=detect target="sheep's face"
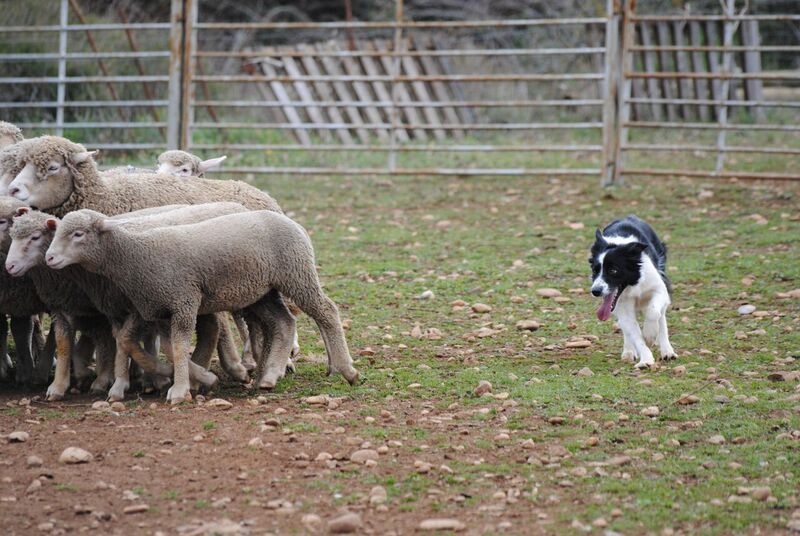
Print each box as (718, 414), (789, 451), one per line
(6, 216), (51, 277)
(0, 153), (22, 197)
(8, 150), (93, 210)
(46, 211), (105, 270)
(156, 161), (194, 176)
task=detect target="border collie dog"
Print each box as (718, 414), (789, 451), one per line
(589, 215), (676, 368)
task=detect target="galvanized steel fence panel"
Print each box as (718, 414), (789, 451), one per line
(0, 0), (798, 182)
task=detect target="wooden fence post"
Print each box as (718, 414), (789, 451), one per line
(180, 0), (197, 149)
(613, 0), (635, 185)
(166, 0), (184, 149)
(600, 0), (620, 186)
(56, 0), (69, 137)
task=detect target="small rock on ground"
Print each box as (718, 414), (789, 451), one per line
(328, 512), (362, 533)
(474, 380), (492, 396)
(59, 447), (93, 464)
(418, 519), (466, 532)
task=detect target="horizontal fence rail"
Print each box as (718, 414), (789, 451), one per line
(0, 0), (797, 182)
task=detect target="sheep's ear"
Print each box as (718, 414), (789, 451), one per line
(45, 218), (58, 231)
(71, 150), (98, 165)
(198, 155), (227, 173)
(97, 218), (125, 233)
(14, 207), (30, 217)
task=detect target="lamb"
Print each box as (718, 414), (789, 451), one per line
(156, 150), (227, 177)
(6, 136), (280, 217)
(0, 122), (25, 198)
(4, 205), (118, 398)
(0, 196), (48, 385)
(7, 204), (253, 401)
(46, 209), (359, 404)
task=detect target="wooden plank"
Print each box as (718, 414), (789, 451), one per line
(601, 0), (621, 186)
(376, 42), (428, 141)
(655, 22), (678, 121)
(282, 52), (331, 141)
(258, 56), (311, 145)
(704, 21), (724, 120)
(740, 20), (765, 122)
(314, 42), (370, 144)
(401, 52), (447, 141)
(414, 37), (464, 139)
(297, 44), (354, 144)
(688, 21), (711, 121)
(360, 41), (410, 142)
(672, 21), (696, 119)
(336, 41), (390, 142)
(639, 22), (664, 120)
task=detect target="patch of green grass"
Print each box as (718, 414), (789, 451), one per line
(202, 421), (216, 431)
(55, 483), (78, 492)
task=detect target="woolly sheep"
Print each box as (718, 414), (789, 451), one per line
(47, 209), (359, 403)
(156, 150), (227, 177)
(0, 196), (47, 385)
(7, 205), (252, 401)
(6, 136), (281, 217)
(7, 135), (300, 360)
(0, 121), (23, 149)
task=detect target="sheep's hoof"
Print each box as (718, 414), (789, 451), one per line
(229, 365), (250, 383)
(242, 355), (257, 372)
(258, 379), (276, 390)
(45, 392), (65, 402)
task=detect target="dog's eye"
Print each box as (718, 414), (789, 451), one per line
(608, 267), (619, 276)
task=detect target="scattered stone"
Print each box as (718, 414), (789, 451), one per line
(304, 395), (329, 405)
(536, 288), (562, 298)
(418, 519), (466, 532)
(576, 367), (594, 377)
(123, 504), (149, 514)
(369, 486), (387, 505)
(473, 327), (498, 338)
(471, 303), (492, 313)
(328, 512), (362, 534)
(737, 304), (756, 315)
(641, 406), (660, 417)
(91, 401), (110, 411)
(565, 339), (591, 349)
(750, 487), (772, 501)
(768, 371), (800, 382)
(474, 380), (492, 396)
(350, 449), (379, 464)
(59, 447), (92, 464)
(247, 437), (264, 448)
(26, 479), (42, 494)
(8, 431), (29, 443)
(27, 455), (43, 468)
(548, 417), (565, 425)
(110, 402), (126, 412)
(37, 522), (54, 531)
(515, 320), (540, 331)
(74, 504), (92, 515)
(206, 398), (233, 410)
(708, 435), (726, 445)
(585, 436), (599, 447)
(672, 365), (687, 375)
(301, 513), (323, 533)
(417, 290), (435, 300)
(775, 289), (800, 300)
(677, 394), (701, 405)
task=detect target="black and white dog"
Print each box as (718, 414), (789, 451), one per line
(589, 215), (676, 368)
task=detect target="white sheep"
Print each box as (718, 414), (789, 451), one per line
(156, 150), (227, 177)
(47, 209), (359, 403)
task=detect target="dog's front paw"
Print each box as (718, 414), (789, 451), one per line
(660, 346), (677, 360)
(635, 358), (655, 369)
(621, 349), (636, 363)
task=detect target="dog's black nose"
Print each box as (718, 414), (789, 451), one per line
(591, 288), (602, 297)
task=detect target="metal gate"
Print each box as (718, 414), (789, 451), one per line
(1, 0), (798, 183)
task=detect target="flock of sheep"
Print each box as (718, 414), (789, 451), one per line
(0, 120), (359, 404)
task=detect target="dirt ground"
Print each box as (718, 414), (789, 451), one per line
(1, 173), (799, 535)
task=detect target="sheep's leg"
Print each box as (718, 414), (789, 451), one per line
(90, 326), (116, 395)
(253, 292), (296, 390)
(284, 299), (302, 358)
(215, 314), (249, 383)
(31, 315), (51, 385)
(46, 315), (74, 401)
(10, 316), (35, 385)
(108, 322), (130, 402)
(0, 315), (11, 382)
(191, 314), (219, 370)
(141, 331), (170, 392)
(288, 284), (358, 385)
(166, 314), (195, 405)
(117, 316), (173, 379)
(232, 312), (256, 372)
(72, 331), (96, 391)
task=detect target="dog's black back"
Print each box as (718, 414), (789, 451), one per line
(593, 215), (670, 291)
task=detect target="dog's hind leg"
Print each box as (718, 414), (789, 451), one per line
(615, 301), (654, 369)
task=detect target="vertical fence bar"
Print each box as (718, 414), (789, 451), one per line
(55, 0), (69, 136)
(167, 0), (184, 149)
(388, 0), (403, 172)
(613, 0), (635, 185)
(715, 0), (739, 174)
(180, 0), (197, 149)
(601, 0), (620, 186)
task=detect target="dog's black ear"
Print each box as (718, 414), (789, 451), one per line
(595, 229), (605, 243)
(622, 241), (647, 255)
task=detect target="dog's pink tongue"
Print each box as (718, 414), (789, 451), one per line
(597, 293), (615, 321)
